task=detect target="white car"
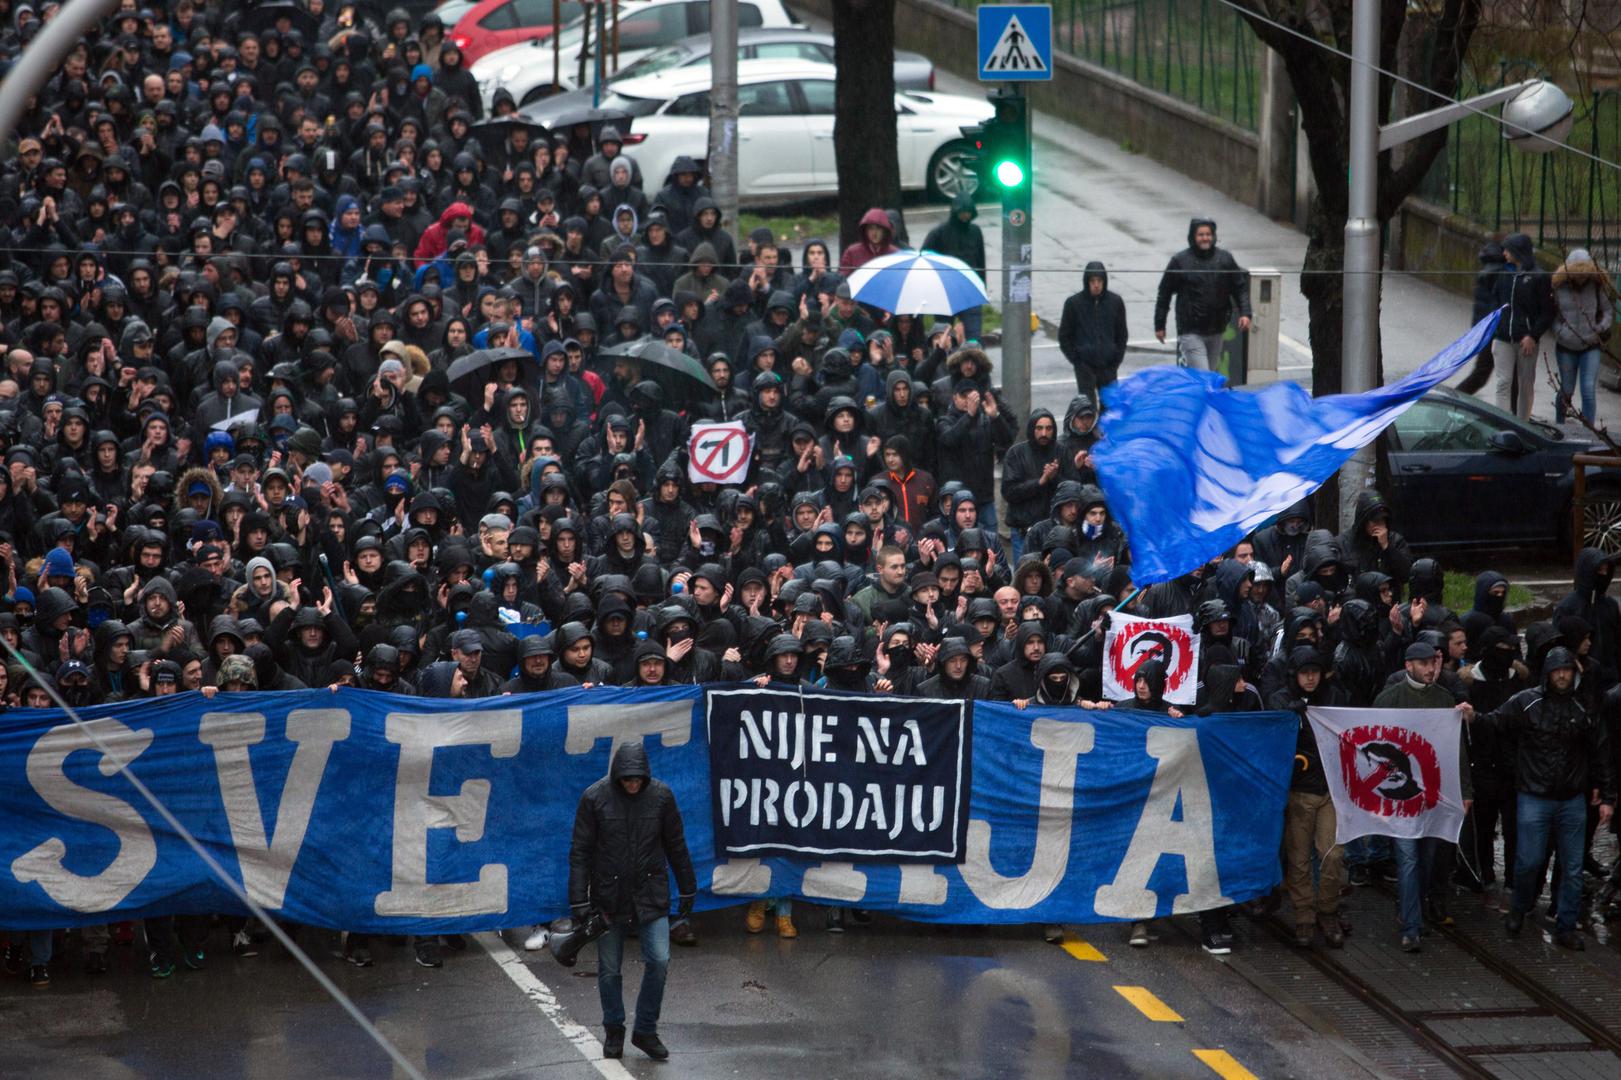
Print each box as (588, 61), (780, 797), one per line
(586, 60), (995, 201)
(473, 0), (798, 109)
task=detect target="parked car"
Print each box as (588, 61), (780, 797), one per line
(561, 59), (993, 201)
(442, 0), (587, 65)
(472, 0), (798, 108)
(516, 28), (934, 122)
(1383, 388), (1621, 552)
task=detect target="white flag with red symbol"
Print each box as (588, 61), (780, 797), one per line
(1102, 612), (1199, 705)
(1307, 707), (1466, 845)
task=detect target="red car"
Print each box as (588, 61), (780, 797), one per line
(445, 0), (586, 65)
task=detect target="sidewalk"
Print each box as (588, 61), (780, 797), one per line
(919, 66), (1621, 438)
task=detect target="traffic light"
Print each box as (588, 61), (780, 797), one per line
(958, 119), (990, 196)
(986, 88), (1029, 195)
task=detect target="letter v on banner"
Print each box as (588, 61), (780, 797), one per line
(1306, 706), (1466, 845)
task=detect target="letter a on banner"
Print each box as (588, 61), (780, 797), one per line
(1102, 612), (1199, 705)
(688, 421), (751, 485)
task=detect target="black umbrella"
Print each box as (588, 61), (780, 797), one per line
(600, 338), (717, 408)
(446, 347), (541, 401)
(468, 116), (550, 165)
(519, 104), (635, 161)
(236, 1), (321, 40)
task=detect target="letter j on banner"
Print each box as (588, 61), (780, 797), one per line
(688, 421), (751, 485)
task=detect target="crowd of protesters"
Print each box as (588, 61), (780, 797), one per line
(0, 0), (1612, 993)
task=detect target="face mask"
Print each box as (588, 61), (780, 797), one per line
(1045, 677), (1069, 696)
(666, 628), (693, 644)
(1083, 522), (1103, 539)
(888, 646), (913, 669)
(1282, 519), (1306, 537)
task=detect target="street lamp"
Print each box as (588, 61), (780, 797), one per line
(1337, 0), (1573, 529)
(1502, 81), (1576, 154)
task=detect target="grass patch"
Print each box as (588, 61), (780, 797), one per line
(1443, 570), (1532, 614)
(739, 211), (842, 246)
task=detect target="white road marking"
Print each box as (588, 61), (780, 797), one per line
(476, 931), (635, 1079)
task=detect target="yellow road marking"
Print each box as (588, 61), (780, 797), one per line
(1061, 936), (1106, 962)
(1192, 1049), (1259, 1080)
(1114, 985), (1183, 1022)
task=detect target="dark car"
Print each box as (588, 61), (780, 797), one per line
(1383, 388), (1621, 553)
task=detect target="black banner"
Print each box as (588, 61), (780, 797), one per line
(705, 687), (971, 863)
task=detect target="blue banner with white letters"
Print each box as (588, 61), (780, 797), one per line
(0, 686), (1294, 930)
(1093, 310), (1502, 584)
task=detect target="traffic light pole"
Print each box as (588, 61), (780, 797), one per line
(999, 85), (1033, 427)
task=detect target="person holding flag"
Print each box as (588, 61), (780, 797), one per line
(1478, 647), (1615, 950)
(1373, 642), (1474, 953)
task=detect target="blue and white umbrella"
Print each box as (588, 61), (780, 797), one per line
(845, 250), (989, 316)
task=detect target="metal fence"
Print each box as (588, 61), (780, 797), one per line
(953, 0), (1260, 131)
(1418, 69), (1621, 265)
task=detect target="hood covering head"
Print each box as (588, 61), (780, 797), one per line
(1187, 216), (1217, 246)
(1473, 570), (1510, 615)
(609, 736), (648, 778)
(1542, 645), (1579, 688)
(1082, 260), (1108, 290)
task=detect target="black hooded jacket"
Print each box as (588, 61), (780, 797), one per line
(567, 742), (697, 926)
(1484, 647), (1615, 802)
(1555, 547), (1621, 686)
(1336, 491), (1413, 588)
(1152, 217), (1252, 337)
(1000, 408), (1062, 529)
(1058, 262), (1127, 382)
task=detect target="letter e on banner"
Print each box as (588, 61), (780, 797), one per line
(688, 421), (751, 485)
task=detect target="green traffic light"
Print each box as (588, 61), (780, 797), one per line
(995, 158), (1026, 188)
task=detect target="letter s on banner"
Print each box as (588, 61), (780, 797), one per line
(12, 719), (157, 913)
(376, 710), (522, 918)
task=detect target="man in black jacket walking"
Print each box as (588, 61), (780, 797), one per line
(1153, 217), (1251, 373)
(1058, 262), (1128, 398)
(1483, 647), (1614, 949)
(569, 742), (697, 1059)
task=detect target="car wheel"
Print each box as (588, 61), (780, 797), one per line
(520, 83), (562, 107)
(1582, 487), (1621, 554)
(927, 141), (979, 201)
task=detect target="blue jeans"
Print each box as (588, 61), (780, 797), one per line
(1513, 792), (1586, 931)
(1009, 528), (1025, 564)
(957, 306), (983, 344)
(1556, 347), (1601, 423)
(597, 916), (670, 1035)
(1344, 834), (1392, 869)
(1394, 837), (1442, 938)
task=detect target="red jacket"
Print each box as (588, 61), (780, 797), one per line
(413, 201), (486, 267)
(839, 207), (899, 274)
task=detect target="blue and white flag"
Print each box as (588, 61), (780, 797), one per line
(1092, 311), (1501, 583)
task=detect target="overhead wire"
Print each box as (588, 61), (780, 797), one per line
(0, 636), (428, 1080)
(1209, 0), (1621, 177)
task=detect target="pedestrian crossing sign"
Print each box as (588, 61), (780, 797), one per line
(978, 5), (1052, 82)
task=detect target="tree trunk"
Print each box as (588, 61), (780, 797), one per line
(832, 0), (903, 253)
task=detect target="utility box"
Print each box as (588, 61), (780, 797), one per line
(1244, 268), (1283, 385)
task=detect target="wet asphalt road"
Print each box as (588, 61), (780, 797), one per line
(2, 907), (1371, 1079)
